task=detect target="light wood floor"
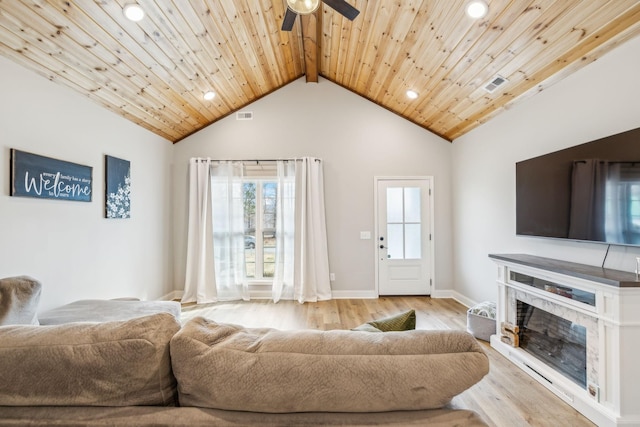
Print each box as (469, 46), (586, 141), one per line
(180, 297), (595, 427)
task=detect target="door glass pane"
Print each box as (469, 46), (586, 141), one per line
(405, 224), (421, 259)
(404, 187), (421, 223)
(387, 188), (403, 223)
(387, 224), (404, 259)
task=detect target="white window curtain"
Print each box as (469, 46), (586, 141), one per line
(183, 159), (248, 303)
(182, 158), (216, 303)
(272, 161), (296, 302)
(272, 158), (332, 303)
(210, 162), (249, 301)
(184, 157), (331, 304)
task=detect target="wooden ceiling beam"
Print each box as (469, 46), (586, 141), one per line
(301, 8), (322, 83)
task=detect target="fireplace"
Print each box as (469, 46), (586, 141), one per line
(517, 300), (587, 388)
(489, 253), (640, 427)
(501, 280), (599, 397)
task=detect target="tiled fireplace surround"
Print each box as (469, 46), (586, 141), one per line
(489, 254), (640, 427)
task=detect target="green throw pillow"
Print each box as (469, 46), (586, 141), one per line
(352, 309), (416, 332)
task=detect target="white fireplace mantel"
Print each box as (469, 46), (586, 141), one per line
(489, 254), (640, 427)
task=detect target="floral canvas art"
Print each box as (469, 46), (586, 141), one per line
(105, 155), (131, 218)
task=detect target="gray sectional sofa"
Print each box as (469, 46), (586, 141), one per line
(0, 276), (490, 426)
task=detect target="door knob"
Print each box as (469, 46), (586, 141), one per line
(379, 236), (384, 241)
(380, 244), (385, 249)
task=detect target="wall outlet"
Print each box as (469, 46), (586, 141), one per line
(330, 273), (335, 281)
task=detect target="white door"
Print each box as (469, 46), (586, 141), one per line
(376, 178), (432, 295)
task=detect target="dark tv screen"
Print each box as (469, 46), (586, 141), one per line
(516, 127), (640, 246)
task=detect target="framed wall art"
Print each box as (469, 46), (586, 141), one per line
(105, 155), (131, 219)
(10, 149), (92, 202)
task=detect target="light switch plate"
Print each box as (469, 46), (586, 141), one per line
(360, 231), (371, 240)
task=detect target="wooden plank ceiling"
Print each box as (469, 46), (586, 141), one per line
(0, 1), (639, 143)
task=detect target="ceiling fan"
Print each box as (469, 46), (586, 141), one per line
(282, 0), (360, 31)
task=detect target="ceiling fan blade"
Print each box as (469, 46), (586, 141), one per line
(281, 8), (297, 31)
(322, 0), (360, 21)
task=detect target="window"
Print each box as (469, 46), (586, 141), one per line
(184, 158), (329, 303)
(243, 180), (277, 279)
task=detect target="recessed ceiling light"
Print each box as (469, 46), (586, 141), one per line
(466, 1), (488, 19)
(203, 91), (216, 101)
(406, 90), (419, 99)
(123, 3), (145, 22)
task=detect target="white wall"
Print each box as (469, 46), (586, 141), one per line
(451, 35), (640, 304)
(172, 78), (454, 297)
(0, 56), (174, 312)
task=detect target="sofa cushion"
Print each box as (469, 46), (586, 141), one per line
(0, 276), (42, 326)
(39, 299), (181, 325)
(170, 317), (489, 413)
(0, 312), (180, 407)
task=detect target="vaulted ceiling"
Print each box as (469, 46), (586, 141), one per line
(1, 1), (639, 143)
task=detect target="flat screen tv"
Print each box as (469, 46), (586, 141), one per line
(516, 127), (640, 247)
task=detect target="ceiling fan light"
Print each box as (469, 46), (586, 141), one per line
(123, 3), (145, 22)
(203, 91), (216, 100)
(466, 1), (488, 19)
(287, 0), (320, 15)
(406, 90), (419, 99)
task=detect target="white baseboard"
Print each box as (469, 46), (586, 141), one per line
(247, 289), (380, 300)
(432, 289), (477, 308)
(431, 289), (453, 299)
(159, 290), (183, 301)
(331, 290), (379, 299)
(248, 289), (274, 300)
(159, 289), (380, 301)
(161, 288), (476, 306)
(451, 291), (478, 308)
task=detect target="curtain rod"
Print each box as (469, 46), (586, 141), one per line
(194, 158), (321, 163)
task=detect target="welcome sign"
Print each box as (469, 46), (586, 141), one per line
(10, 149), (92, 202)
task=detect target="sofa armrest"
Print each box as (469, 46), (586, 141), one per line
(0, 276), (41, 326)
(38, 299), (181, 325)
(0, 313), (180, 407)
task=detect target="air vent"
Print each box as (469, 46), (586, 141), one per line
(483, 75), (508, 93)
(236, 111), (253, 120)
